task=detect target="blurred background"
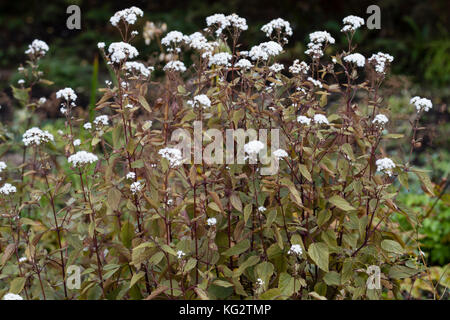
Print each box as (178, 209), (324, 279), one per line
(0, 0), (448, 297)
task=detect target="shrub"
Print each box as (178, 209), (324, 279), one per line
(0, 9), (437, 300)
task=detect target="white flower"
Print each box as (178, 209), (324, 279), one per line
(410, 96), (432, 113)
(344, 53), (365, 67)
(97, 42), (105, 49)
(0, 183), (17, 195)
(305, 31), (335, 59)
(25, 39), (49, 57)
(289, 59), (309, 75)
(207, 217), (217, 226)
(163, 60), (186, 73)
(261, 18), (293, 39)
(376, 157), (396, 176)
(22, 127), (54, 146)
(18, 79), (25, 85)
(188, 94), (211, 108)
(159, 147), (183, 168)
(297, 115), (312, 125)
(126, 172), (136, 180)
(124, 61), (153, 78)
(68, 151), (98, 167)
(206, 13), (247, 37)
(288, 244), (303, 256)
(341, 15), (365, 32)
(244, 140), (265, 156)
(249, 41), (283, 61)
(307, 77), (323, 88)
(313, 114), (329, 125)
(161, 31), (187, 52)
(18, 257), (27, 263)
(372, 114), (389, 126)
(208, 52), (232, 67)
(56, 88), (77, 102)
(38, 97), (46, 104)
(258, 206), (266, 212)
(235, 58), (253, 69)
(176, 250), (186, 259)
(273, 148), (288, 160)
(368, 52), (394, 74)
(93, 115), (109, 127)
(83, 122), (92, 130)
(256, 278), (264, 287)
(130, 181), (143, 194)
(2, 293), (23, 300)
(108, 42), (139, 64)
(73, 139), (81, 146)
(110, 6), (143, 26)
(125, 104), (134, 109)
(269, 63), (284, 73)
(0, 161), (6, 172)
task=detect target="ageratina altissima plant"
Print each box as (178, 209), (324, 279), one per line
(0, 9), (437, 300)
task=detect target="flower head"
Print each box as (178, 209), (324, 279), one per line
(410, 96), (432, 113)
(130, 181), (143, 194)
(249, 41), (283, 61)
(341, 15), (364, 32)
(376, 157), (396, 176)
(2, 293), (23, 300)
(108, 42), (139, 64)
(0, 183), (17, 195)
(244, 140), (265, 155)
(188, 94), (211, 108)
(273, 149), (288, 160)
(68, 151), (98, 167)
(93, 115), (109, 127)
(22, 127), (54, 146)
(344, 53), (365, 67)
(313, 114), (329, 125)
(25, 39), (49, 57)
(372, 114), (389, 126)
(159, 147), (183, 168)
(0, 161), (7, 173)
(289, 59), (309, 75)
(297, 115), (312, 125)
(110, 7), (143, 26)
(207, 217), (217, 226)
(368, 52), (394, 74)
(56, 88), (78, 103)
(163, 60), (186, 73)
(176, 250), (186, 259)
(235, 59), (253, 69)
(288, 244), (303, 256)
(208, 52), (232, 67)
(261, 18), (293, 43)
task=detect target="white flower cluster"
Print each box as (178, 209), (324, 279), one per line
(176, 250), (186, 259)
(376, 157), (396, 176)
(297, 115), (312, 125)
(273, 149), (288, 160)
(208, 52), (232, 67)
(368, 52), (394, 74)
(341, 15), (365, 32)
(206, 13), (248, 37)
(93, 115), (109, 127)
(249, 41), (283, 61)
(305, 31), (335, 59)
(372, 114), (389, 126)
(188, 94), (211, 108)
(83, 122), (92, 130)
(344, 53), (366, 67)
(110, 6), (143, 26)
(0, 161), (7, 172)
(207, 217), (217, 226)
(289, 59), (309, 75)
(97, 42), (105, 49)
(261, 18), (293, 42)
(68, 151), (98, 167)
(258, 206), (266, 212)
(108, 42), (139, 64)
(126, 172), (136, 180)
(410, 96), (433, 113)
(288, 244), (303, 256)
(124, 61), (154, 78)
(308, 77), (323, 88)
(2, 293), (23, 300)
(244, 140), (265, 158)
(73, 139), (81, 146)
(0, 183), (17, 195)
(163, 60), (187, 73)
(25, 39), (49, 57)
(161, 31), (187, 53)
(313, 114), (329, 125)
(159, 147), (183, 168)
(56, 87), (77, 102)
(235, 58), (253, 69)
(187, 32), (217, 54)
(256, 278), (264, 287)
(269, 63), (284, 73)
(22, 127), (54, 146)
(130, 181), (143, 194)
